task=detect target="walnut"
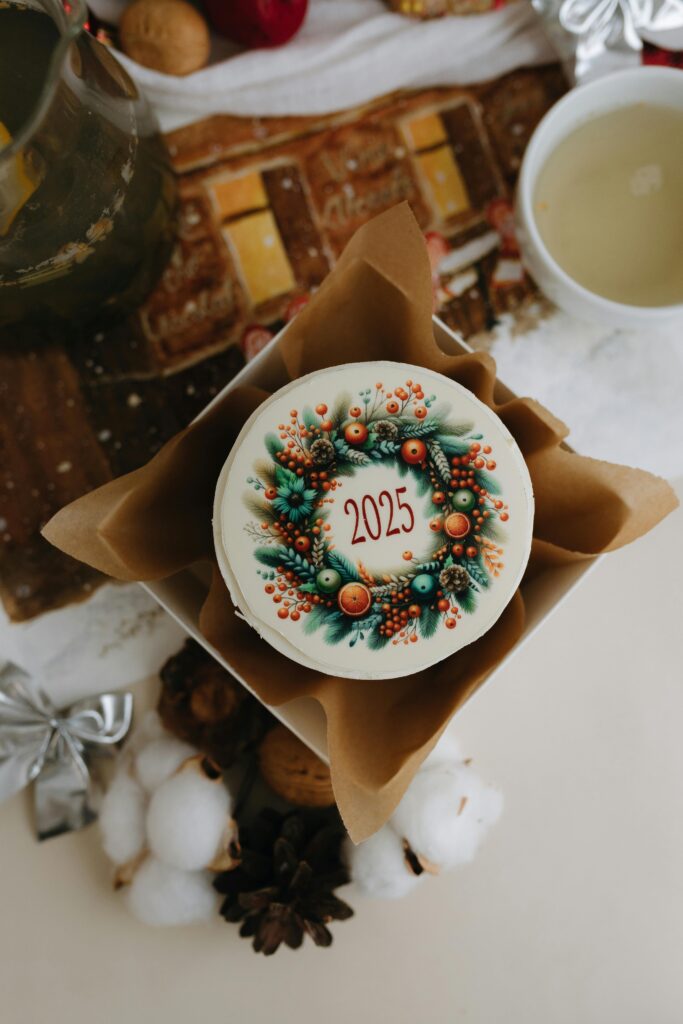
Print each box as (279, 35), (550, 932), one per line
(120, 0), (210, 76)
(258, 725), (335, 808)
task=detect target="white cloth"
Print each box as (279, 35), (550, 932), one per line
(108, 0), (557, 132)
(0, 583), (185, 707)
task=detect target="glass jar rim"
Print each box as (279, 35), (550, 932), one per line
(0, 0), (88, 166)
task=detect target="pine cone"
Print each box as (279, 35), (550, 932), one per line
(309, 438), (335, 466)
(439, 564), (470, 593)
(214, 808), (353, 955)
(158, 640), (274, 768)
(374, 419), (399, 441)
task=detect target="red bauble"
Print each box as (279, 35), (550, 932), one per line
(344, 422), (368, 445)
(337, 582), (372, 618)
(401, 439), (427, 464)
(284, 293), (310, 322)
(444, 512), (470, 539)
(294, 536), (311, 553)
(205, 0), (308, 48)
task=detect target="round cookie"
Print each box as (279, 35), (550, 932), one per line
(213, 361), (534, 680)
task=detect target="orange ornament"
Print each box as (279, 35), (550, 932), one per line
(444, 512), (470, 539)
(432, 491), (446, 506)
(349, 406), (362, 418)
(386, 400), (399, 414)
(294, 536), (311, 553)
(320, 420), (333, 432)
(264, 487), (277, 500)
(408, 604), (421, 618)
(315, 403), (328, 416)
(337, 582), (372, 618)
(400, 439), (427, 464)
(344, 422), (368, 445)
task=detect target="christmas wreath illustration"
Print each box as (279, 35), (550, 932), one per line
(245, 375), (510, 651)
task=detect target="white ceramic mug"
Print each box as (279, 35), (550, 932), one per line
(516, 67), (683, 329)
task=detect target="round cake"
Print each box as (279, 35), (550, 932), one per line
(213, 361), (534, 680)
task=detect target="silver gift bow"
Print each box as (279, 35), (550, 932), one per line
(533, 0), (683, 80)
(0, 663), (132, 840)
(560, 0), (683, 51)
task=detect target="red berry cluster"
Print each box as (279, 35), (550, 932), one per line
(263, 565), (336, 622)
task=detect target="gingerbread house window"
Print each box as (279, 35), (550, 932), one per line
(402, 102), (503, 225)
(206, 165), (328, 310)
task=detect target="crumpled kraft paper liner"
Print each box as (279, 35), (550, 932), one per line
(43, 204), (678, 843)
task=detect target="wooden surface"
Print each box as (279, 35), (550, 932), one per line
(0, 66), (565, 623)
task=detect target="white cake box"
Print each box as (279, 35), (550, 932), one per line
(143, 316), (599, 761)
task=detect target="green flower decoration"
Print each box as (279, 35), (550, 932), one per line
(272, 476), (317, 523)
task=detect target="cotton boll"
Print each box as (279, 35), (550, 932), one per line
(421, 730), (462, 769)
(135, 737), (196, 794)
(99, 772), (147, 865)
(124, 709), (165, 758)
(140, 709), (165, 741)
(126, 857), (217, 926)
(146, 770), (232, 870)
(391, 762), (503, 871)
(345, 827), (424, 900)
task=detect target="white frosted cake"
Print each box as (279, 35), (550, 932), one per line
(213, 361), (534, 679)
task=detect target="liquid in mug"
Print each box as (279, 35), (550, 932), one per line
(533, 103), (683, 308)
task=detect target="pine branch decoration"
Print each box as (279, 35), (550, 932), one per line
(255, 546), (317, 582)
(400, 420), (439, 438)
(333, 438), (371, 466)
(312, 535), (326, 569)
(464, 559), (489, 588)
(427, 439), (452, 484)
(327, 550), (360, 583)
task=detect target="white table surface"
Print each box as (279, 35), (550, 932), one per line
(1, 480), (681, 1024)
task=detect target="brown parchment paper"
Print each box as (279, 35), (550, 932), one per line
(43, 204), (678, 843)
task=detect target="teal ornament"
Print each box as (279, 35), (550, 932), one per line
(410, 573), (438, 600)
(316, 568), (342, 594)
(452, 489), (476, 513)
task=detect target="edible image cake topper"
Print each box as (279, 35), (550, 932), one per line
(214, 362), (534, 679)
